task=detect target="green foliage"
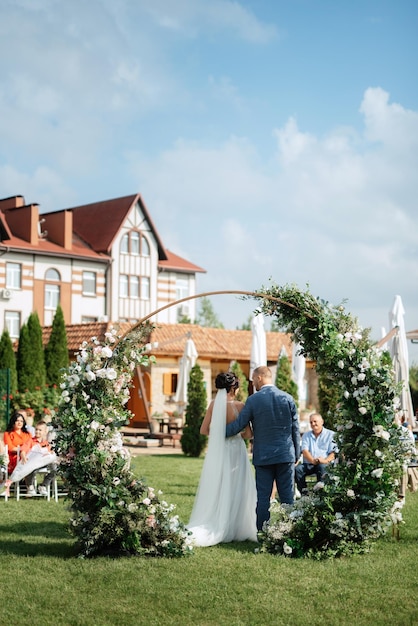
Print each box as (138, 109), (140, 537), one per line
(317, 371), (341, 430)
(11, 384), (61, 421)
(181, 364), (208, 457)
(16, 322), (31, 392)
(254, 282), (411, 558)
(17, 312), (46, 392)
(275, 354), (298, 405)
(54, 323), (192, 558)
(409, 364), (418, 415)
(230, 360), (248, 402)
(27, 311), (46, 388)
(0, 328), (17, 393)
(45, 305), (69, 386)
(195, 296), (224, 328)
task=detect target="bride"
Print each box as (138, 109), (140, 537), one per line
(187, 372), (257, 546)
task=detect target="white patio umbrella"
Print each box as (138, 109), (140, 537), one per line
(389, 295), (414, 426)
(249, 310), (267, 382)
(292, 342), (306, 408)
(174, 336), (198, 412)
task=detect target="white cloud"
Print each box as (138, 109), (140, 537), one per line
(130, 87), (418, 338)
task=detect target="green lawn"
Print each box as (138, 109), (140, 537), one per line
(1, 454), (417, 626)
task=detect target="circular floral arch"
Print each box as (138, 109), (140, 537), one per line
(54, 283), (411, 559)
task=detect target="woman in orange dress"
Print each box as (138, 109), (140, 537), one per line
(3, 411), (34, 474)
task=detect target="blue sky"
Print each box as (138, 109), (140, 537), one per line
(1, 0), (418, 359)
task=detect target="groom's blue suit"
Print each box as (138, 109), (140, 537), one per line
(226, 383), (300, 530)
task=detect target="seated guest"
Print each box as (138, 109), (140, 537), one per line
(1, 420), (56, 497)
(295, 413), (336, 494)
(3, 411), (34, 474)
(26, 420), (57, 496)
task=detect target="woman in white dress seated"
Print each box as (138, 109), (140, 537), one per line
(187, 372), (257, 546)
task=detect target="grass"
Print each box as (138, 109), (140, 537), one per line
(1, 454), (417, 626)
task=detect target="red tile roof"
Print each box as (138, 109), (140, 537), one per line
(158, 249), (206, 274)
(42, 321), (291, 363)
(54, 194), (167, 258)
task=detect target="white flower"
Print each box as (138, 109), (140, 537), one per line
(357, 373), (366, 381)
(128, 503), (138, 512)
(345, 421), (354, 429)
(338, 360), (344, 369)
(101, 346), (113, 358)
(105, 368), (117, 380)
(375, 449), (382, 458)
(85, 370), (96, 382)
(344, 390), (350, 399)
(142, 497), (151, 506)
(112, 477), (121, 485)
(283, 543), (293, 555)
(359, 407), (367, 415)
(371, 468), (383, 478)
(347, 489), (355, 498)
(90, 420), (100, 431)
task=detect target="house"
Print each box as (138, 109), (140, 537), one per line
(0, 193), (205, 339)
(42, 321), (318, 429)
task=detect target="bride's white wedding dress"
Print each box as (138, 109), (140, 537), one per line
(187, 389), (257, 546)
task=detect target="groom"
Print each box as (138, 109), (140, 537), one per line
(226, 366), (300, 531)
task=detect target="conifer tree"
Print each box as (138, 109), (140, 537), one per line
(0, 328), (17, 393)
(27, 311), (46, 388)
(230, 360), (248, 403)
(45, 305), (69, 385)
(275, 354), (298, 405)
(181, 363), (207, 457)
(16, 323), (32, 392)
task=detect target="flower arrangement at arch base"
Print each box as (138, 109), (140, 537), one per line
(253, 283), (415, 559)
(54, 323), (192, 558)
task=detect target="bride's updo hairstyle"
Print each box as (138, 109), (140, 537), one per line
(215, 372), (239, 392)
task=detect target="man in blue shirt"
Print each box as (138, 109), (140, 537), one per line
(295, 413), (336, 494)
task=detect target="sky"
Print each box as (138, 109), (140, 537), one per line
(1, 0), (418, 360)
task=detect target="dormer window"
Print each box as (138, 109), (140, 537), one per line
(120, 231), (150, 256)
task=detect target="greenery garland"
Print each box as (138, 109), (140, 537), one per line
(54, 323), (192, 558)
(253, 282), (414, 558)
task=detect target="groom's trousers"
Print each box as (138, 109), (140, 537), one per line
(255, 462), (294, 531)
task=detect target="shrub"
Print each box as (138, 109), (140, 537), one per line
(181, 364), (207, 457)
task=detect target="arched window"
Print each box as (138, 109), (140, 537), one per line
(131, 231), (140, 255)
(141, 235), (150, 256)
(120, 233), (129, 254)
(45, 268), (60, 310)
(45, 268), (60, 281)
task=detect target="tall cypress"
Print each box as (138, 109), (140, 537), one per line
(275, 354), (298, 405)
(45, 305), (69, 385)
(181, 364), (207, 457)
(16, 323), (32, 392)
(0, 328), (18, 393)
(26, 312), (46, 389)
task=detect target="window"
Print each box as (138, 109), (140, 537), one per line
(141, 235), (150, 256)
(5, 311), (20, 338)
(45, 284), (60, 309)
(44, 268), (60, 310)
(82, 271), (97, 295)
(45, 268), (60, 281)
(6, 263), (21, 289)
(163, 373), (178, 395)
(141, 276), (150, 299)
(120, 234), (129, 253)
(131, 232), (140, 255)
(120, 274), (129, 297)
(176, 277), (189, 300)
(130, 275), (139, 298)
(81, 316), (98, 323)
